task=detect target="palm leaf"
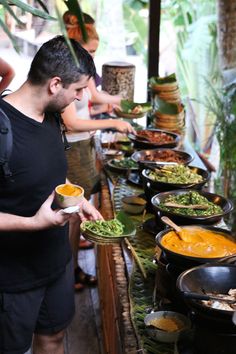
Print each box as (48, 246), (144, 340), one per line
(63, 0), (87, 42)
(1, 0), (56, 20)
(1, 0), (25, 27)
(55, 4), (79, 67)
(0, 17), (19, 53)
(33, 0), (49, 14)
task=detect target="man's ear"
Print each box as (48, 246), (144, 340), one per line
(49, 77), (62, 94)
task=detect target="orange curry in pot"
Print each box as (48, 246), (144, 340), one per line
(161, 227), (236, 258)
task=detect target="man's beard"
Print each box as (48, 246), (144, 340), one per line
(45, 97), (68, 113)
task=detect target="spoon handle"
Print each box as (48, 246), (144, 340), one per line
(161, 216), (182, 233)
(164, 202), (209, 210)
(182, 291), (235, 303)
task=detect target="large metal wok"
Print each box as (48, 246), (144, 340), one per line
(176, 264), (236, 330)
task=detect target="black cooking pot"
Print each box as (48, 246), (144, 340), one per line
(131, 148), (193, 169)
(142, 166), (210, 192)
(128, 129), (180, 149)
(155, 225), (235, 269)
(176, 264), (236, 330)
(151, 189), (233, 225)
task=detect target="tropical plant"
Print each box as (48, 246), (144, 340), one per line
(203, 81), (236, 198)
(0, 0), (86, 53)
(203, 81), (236, 229)
(161, 0), (220, 151)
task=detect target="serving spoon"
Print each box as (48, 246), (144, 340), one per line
(163, 202), (209, 210)
(181, 291), (236, 304)
(160, 216), (203, 242)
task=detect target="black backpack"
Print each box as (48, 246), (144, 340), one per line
(0, 108), (70, 182)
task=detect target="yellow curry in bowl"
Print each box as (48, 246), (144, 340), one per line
(161, 227), (236, 258)
(56, 184), (83, 197)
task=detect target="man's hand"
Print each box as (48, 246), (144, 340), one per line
(77, 198), (103, 223)
(32, 192), (72, 230)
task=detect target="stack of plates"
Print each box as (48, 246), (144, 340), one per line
(149, 73), (185, 135)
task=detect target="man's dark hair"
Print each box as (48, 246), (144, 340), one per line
(27, 35), (96, 87)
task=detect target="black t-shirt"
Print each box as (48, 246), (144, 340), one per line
(0, 98), (71, 292)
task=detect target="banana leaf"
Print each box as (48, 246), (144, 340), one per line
(155, 97), (179, 115)
(149, 73), (177, 86)
(116, 210), (136, 236)
(121, 99), (152, 113)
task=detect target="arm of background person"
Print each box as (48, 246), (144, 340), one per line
(0, 58), (15, 92)
(61, 102), (136, 134)
(88, 77), (122, 105)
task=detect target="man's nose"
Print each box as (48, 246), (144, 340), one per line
(76, 90), (84, 101)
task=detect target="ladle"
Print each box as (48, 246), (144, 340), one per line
(161, 216), (186, 241)
(160, 216), (202, 243)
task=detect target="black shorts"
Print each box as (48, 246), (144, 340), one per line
(0, 260), (75, 354)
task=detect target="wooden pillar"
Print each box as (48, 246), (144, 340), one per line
(147, 0), (161, 80)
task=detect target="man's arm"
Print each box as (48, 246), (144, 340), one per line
(0, 192), (71, 232)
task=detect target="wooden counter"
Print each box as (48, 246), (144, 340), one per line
(96, 141), (208, 354)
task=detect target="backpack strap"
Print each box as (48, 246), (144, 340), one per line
(55, 113), (71, 151)
(0, 108), (13, 181)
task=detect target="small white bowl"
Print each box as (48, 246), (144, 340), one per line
(121, 196), (147, 215)
(144, 311), (191, 343)
(55, 183), (84, 208)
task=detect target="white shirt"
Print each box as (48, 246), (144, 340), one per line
(66, 88), (93, 143)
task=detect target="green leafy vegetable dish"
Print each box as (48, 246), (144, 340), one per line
(82, 219), (124, 237)
(80, 211), (136, 244)
(108, 157), (138, 171)
(147, 165), (203, 184)
(159, 191), (223, 216)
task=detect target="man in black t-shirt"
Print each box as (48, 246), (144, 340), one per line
(0, 35), (102, 354)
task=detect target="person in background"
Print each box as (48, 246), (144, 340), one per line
(62, 12), (135, 291)
(0, 35), (102, 354)
(0, 57), (15, 93)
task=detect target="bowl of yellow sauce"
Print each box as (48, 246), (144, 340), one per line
(55, 183), (84, 208)
(144, 311), (191, 343)
(156, 226), (236, 267)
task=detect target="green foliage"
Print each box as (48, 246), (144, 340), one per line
(204, 80), (236, 203)
(123, 2), (148, 63)
(62, 0), (87, 42)
(0, 0), (85, 53)
(161, 0), (220, 150)
(149, 73), (177, 85)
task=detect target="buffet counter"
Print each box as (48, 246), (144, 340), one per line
(96, 141), (208, 354)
